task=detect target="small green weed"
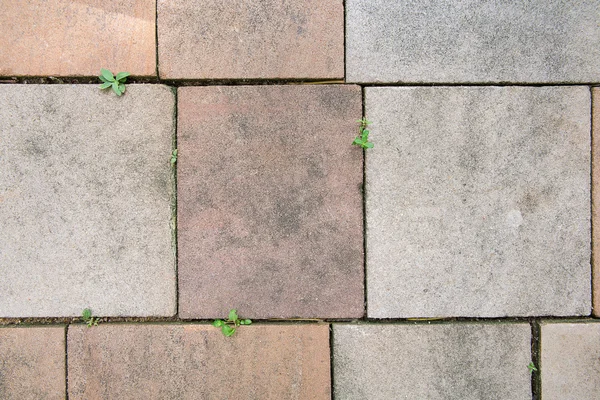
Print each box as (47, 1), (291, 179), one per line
(527, 361), (538, 374)
(353, 117), (374, 149)
(170, 149), (178, 166)
(99, 68), (130, 96)
(81, 308), (99, 327)
(212, 309), (252, 337)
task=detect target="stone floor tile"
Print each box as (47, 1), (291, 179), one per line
(0, 85), (175, 317)
(333, 323), (531, 400)
(541, 322), (600, 400)
(0, 326), (66, 399)
(157, 0), (343, 79)
(68, 324), (330, 399)
(346, 0), (600, 83)
(593, 88), (600, 317)
(366, 87), (590, 318)
(178, 85), (363, 318)
(0, 0), (156, 77)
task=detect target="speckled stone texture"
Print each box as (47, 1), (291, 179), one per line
(346, 0), (600, 83)
(67, 324), (331, 400)
(541, 322), (600, 400)
(177, 85), (363, 319)
(0, 0), (156, 77)
(366, 86), (591, 318)
(0, 326), (66, 400)
(0, 85), (175, 317)
(593, 88), (600, 317)
(157, 0), (344, 79)
(333, 323), (531, 400)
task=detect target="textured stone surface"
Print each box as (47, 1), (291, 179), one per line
(594, 88), (600, 317)
(157, 0), (343, 79)
(0, 327), (66, 399)
(178, 85), (363, 319)
(346, 0), (600, 83)
(541, 322), (600, 400)
(366, 87), (591, 318)
(333, 323), (531, 400)
(0, 0), (155, 77)
(0, 85), (175, 317)
(68, 324), (330, 399)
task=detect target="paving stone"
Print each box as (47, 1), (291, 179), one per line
(0, 0), (156, 77)
(157, 0), (343, 79)
(541, 322), (600, 400)
(68, 324), (330, 399)
(0, 326), (66, 399)
(366, 87), (591, 318)
(178, 85), (363, 319)
(0, 85), (175, 317)
(593, 88), (600, 317)
(333, 323), (531, 400)
(346, 0), (600, 83)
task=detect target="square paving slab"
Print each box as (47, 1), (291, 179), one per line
(68, 324), (330, 400)
(366, 86), (591, 318)
(0, 0), (156, 77)
(0, 326), (66, 400)
(178, 85), (363, 319)
(333, 323), (532, 400)
(541, 322), (600, 400)
(157, 0), (344, 79)
(346, 0), (600, 83)
(0, 85), (175, 317)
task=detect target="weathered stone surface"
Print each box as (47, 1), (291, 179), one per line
(0, 0), (156, 77)
(593, 88), (600, 317)
(0, 85), (175, 317)
(157, 0), (344, 79)
(541, 322), (600, 400)
(346, 0), (600, 83)
(68, 324), (330, 399)
(333, 323), (531, 400)
(178, 85), (363, 318)
(0, 326), (66, 399)
(366, 87), (590, 318)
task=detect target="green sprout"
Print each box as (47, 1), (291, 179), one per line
(99, 68), (130, 96)
(81, 308), (99, 327)
(170, 149), (178, 166)
(527, 362), (538, 374)
(212, 309), (252, 337)
(352, 117), (374, 149)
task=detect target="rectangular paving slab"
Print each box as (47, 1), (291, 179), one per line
(346, 0), (600, 83)
(0, 0), (156, 77)
(178, 85), (363, 319)
(593, 88), (600, 317)
(540, 322), (600, 400)
(0, 326), (66, 399)
(157, 0), (344, 79)
(68, 324), (330, 399)
(366, 86), (591, 318)
(333, 323), (532, 400)
(0, 85), (175, 317)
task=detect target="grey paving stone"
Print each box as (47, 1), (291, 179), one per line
(366, 87), (591, 318)
(541, 322), (600, 400)
(333, 323), (532, 400)
(346, 0), (600, 83)
(0, 85), (176, 317)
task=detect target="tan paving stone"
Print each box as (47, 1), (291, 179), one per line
(0, 0), (156, 77)
(67, 324), (330, 400)
(157, 0), (344, 79)
(0, 326), (66, 400)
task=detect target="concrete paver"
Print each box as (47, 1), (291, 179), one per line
(0, 0), (156, 77)
(0, 326), (66, 400)
(366, 86), (591, 318)
(67, 324), (330, 400)
(333, 323), (531, 400)
(0, 85), (175, 317)
(541, 322), (600, 400)
(157, 0), (344, 79)
(346, 0), (600, 83)
(177, 85), (363, 319)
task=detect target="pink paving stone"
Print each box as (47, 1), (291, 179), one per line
(157, 0), (344, 79)
(67, 324), (331, 400)
(0, 0), (155, 77)
(594, 87), (600, 317)
(0, 327), (66, 400)
(177, 85), (363, 319)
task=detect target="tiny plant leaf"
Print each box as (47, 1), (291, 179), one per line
(170, 149), (178, 166)
(212, 309), (251, 337)
(100, 68), (115, 82)
(527, 362), (538, 373)
(222, 325), (236, 337)
(212, 319), (225, 327)
(115, 71), (130, 81)
(82, 308), (92, 320)
(352, 118), (374, 149)
(228, 309), (238, 322)
(81, 308), (99, 327)
(99, 69), (130, 96)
